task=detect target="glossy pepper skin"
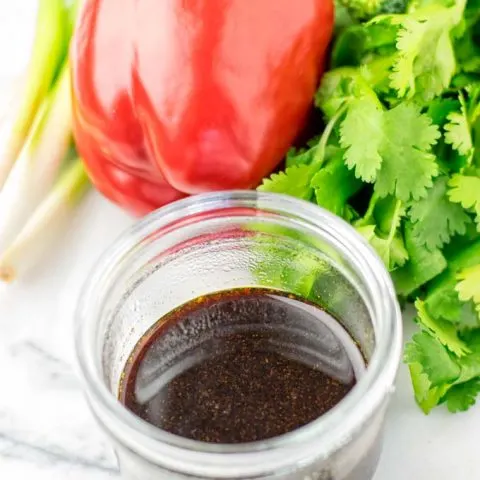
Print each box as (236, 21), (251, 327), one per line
(71, 0), (334, 215)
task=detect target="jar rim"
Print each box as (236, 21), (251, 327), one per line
(75, 191), (402, 477)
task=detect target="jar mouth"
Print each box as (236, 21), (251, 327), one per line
(75, 191), (402, 475)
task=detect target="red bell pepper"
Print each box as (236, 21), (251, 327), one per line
(71, 0), (334, 215)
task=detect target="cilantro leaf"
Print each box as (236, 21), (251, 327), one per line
(448, 174), (480, 227)
(456, 352), (480, 383)
(425, 238), (480, 327)
(415, 299), (470, 356)
(404, 331), (461, 386)
(426, 281), (479, 328)
(311, 150), (363, 218)
(393, 221), (447, 296)
(444, 378), (480, 412)
(427, 97), (461, 126)
(341, 101), (440, 200)
(454, 0), (480, 74)
(461, 329), (480, 353)
(340, 97), (384, 182)
(406, 326), (480, 413)
(444, 93), (474, 160)
(456, 264), (480, 316)
(258, 165), (315, 200)
(374, 103), (440, 200)
(357, 224), (409, 269)
(356, 196), (408, 269)
(316, 68), (379, 119)
(285, 147), (316, 168)
(409, 176), (472, 250)
(389, 3), (465, 102)
(374, 195), (406, 234)
(409, 363), (450, 414)
(256, 0), (480, 415)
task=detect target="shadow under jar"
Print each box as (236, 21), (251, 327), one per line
(75, 191), (402, 480)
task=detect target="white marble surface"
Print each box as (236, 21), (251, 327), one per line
(1, 191), (480, 480)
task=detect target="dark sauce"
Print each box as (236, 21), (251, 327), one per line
(119, 288), (365, 444)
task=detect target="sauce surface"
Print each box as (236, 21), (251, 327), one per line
(120, 288), (364, 443)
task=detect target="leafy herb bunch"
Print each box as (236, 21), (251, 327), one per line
(259, 0), (480, 413)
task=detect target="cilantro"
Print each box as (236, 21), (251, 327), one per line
(425, 238), (480, 326)
(340, 98), (384, 182)
(409, 363), (450, 414)
(404, 331), (461, 386)
(426, 275), (479, 328)
(448, 174), (480, 227)
(414, 300), (470, 356)
(285, 147), (316, 168)
(316, 68), (378, 119)
(456, 264), (480, 315)
(374, 104), (440, 200)
(341, 101), (440, 200)
(358, 224), (409, 269)
(258, 164), (315, 200)
(374, 195), (406, 234)
(444, 378), (480, 412)
(356, 197), (408, 269)
(444, 93), (474, 160)
(427, 97), (461, 126)
(392, 221), (447, 296)
(409, 176), (471, 250)
(257, 0), (480, 414)
(454, 0), (480, 74)
(311, 149), (363, 218)
(389, 2), (465, 102)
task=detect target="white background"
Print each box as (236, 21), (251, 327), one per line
(0, 2), (479, 479)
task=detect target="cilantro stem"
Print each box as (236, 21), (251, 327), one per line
(313, 102), (349, 167)
(355, 192), (380, 227)
(387, 200), (403, 244)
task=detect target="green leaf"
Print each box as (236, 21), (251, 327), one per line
(409, 176), (472, 250)
(374, 104), (440, 200)
(444, 93), (474, 160)
(393, 221), (447, 296)
(427, 97), (461, 126)
(340, 98), (384, 182)
(461, 329), (480, 353)
(456, 352), (480, 383)
(331, 25), (368, 68)
(444, 378), (480, 412)
(456, 264), (480, 316)
(258, 165), (315, 200)
(404, 331), (461, 386)
(356, 197), (408, 270)
(285, 147), (317, 168)
(409, 363), (450, 414)
(311, 150), (363, 218)
(426, 286), (479, 328)
(389, 3), (465, 102)
(448, 174), (480, 227)
(316, 68), (379, 119)
(425, 238), (480, 327)
(341, 102), (440, 201)
(357, 224), (409, 270)
(374, 195), (406, 234)
(454, 1), (480, 74)
(415, 299), (470, 356)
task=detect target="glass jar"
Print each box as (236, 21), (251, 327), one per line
(75, 191), (402, 480)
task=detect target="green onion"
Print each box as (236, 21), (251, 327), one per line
(0, 0), (69, 189)
(0, 158), (90, 283)
(0, 61), (72, 252)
